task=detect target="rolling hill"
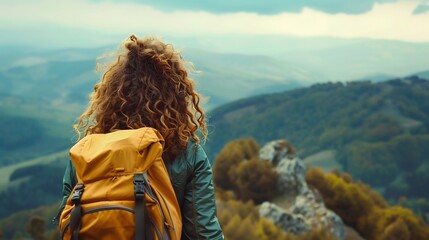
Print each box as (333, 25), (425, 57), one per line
(0, 96), (76, 167)
(205, 76), (429, 199)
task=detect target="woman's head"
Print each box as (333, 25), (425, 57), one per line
(75, 35), (207, 160)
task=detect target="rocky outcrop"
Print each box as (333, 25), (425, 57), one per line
(259, 202), (309, 235)
(259, 140), (308, 195)
(258, 140), (346, 240)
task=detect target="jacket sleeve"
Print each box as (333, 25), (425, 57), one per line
(59, 160), (78, 212)
(181, 144), (224, 240)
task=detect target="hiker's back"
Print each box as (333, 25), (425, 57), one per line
(59, 127), (182, 240)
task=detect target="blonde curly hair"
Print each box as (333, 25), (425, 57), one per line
(74, 35), (207, 161)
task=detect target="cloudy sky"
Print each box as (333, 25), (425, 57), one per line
(0, 0), (428, 49)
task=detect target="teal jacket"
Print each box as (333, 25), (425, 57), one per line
(59, 141), (224, 240)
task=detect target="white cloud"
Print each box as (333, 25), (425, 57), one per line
(0, 0), (428, 47)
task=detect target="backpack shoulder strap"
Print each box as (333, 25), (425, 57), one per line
(134, 173), (154, 240)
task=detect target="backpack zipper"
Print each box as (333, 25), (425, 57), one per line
(157, 189), (176, 234)
(144, 181), (170, 239)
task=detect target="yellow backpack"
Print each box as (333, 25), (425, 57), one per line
(59, 127), (182, 240)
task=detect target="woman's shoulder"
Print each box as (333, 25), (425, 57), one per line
(179, 139), (208, 167)
(166, 139), (208, 178)
(189, 139), (207, 156)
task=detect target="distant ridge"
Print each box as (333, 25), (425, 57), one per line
(207, 76), (429, 157)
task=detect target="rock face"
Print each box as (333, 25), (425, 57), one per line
(258, 140), (346, 240)
(259, 202), (310, 235)
(259, 140), (308, 195)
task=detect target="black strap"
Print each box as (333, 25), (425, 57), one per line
(69, 183), (84, 240)
(51, 206), (63, 226)
(134, 173), (154, 240)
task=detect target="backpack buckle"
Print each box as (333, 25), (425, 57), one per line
(71, 184), (84, 204)
(134, 174), (145, 199)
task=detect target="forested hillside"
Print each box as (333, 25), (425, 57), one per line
(0, 100), (75, 167)
(206, 76), (429, 201)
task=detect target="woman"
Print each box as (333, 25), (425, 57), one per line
(58, 35), (224, 239)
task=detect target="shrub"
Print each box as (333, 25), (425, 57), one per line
(229, 158), (278, 203)
(306, 167), (429, 239)
(213, 138), (259, 190)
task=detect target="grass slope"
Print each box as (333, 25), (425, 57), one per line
(303, 150), (341, 172)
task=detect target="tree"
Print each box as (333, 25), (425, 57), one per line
(230, 158), (278, 203)
(345, 141), (397, 186)
(376, 207), (429, 240)
(389, 135), (421, 171)
(306, 167), (429, 240)
(213, 138), (259, 190)
(381, 218), (410, 240)
(406, 162), (429, 198)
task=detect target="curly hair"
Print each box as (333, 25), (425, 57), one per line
(74, 35), (207, 161)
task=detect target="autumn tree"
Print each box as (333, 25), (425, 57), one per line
(306, 167), (429, 240)
(213, 138), (279, 203)
(213, 138), (259, 190)
(217, 198), (283, 239)
(381, 218), (410, 240)
(376, 207), (429, 240)
(230, 158), (278, 203)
